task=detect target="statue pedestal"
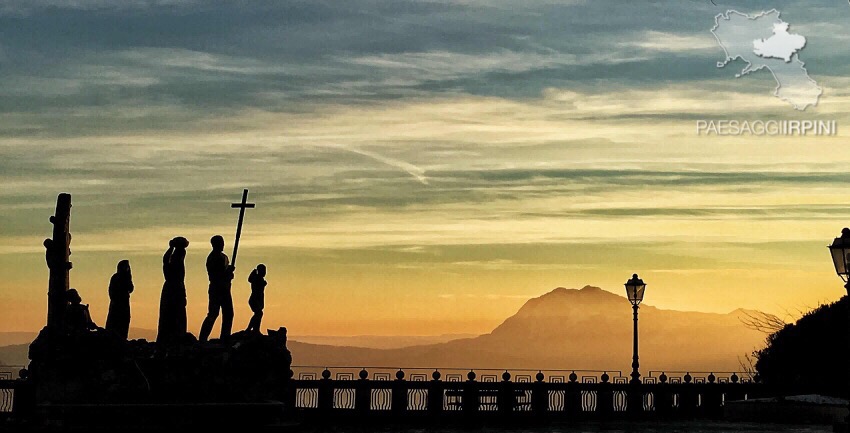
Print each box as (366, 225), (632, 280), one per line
(28, 327), (292, 405)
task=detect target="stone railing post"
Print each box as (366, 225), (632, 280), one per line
(317, 369), (334, 413)
(12, 370), (35, 421)
(596, 373), (613, 417)
(531, 371), (548, 416)
(284, 369), (296, 412)
(427, 370), (444, 414)
(725, 373), (744, 406)
(391, 370), (408, 415)
(655, 373), (673, 417)
(703, 373), (723, 418)
(354, 369), (371, 415)
(463, 371), (479, 415)
(499, 371), (515, 416)
(565, 372), (582, 419)
(628, 380), (643, 417)
(680, 373), (697, 418)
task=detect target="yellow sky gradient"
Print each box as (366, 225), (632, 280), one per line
(4, 80), (850, 336)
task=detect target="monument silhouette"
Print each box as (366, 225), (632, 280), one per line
(105, 260), (133, 340)
(24, 191), (292, 416)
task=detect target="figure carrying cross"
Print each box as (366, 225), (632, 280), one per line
(198, 189), (255, 342)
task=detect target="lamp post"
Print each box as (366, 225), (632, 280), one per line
(828, 228), (850, 293)
(827, 228), (850, 426)
(625, 273), (646, 385)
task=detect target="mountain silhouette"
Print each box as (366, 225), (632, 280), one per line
(291, 334), (477, 349)
(0, 332), (37, 347)
(0, 344), (28, 367)
(289, 286), (768, 372)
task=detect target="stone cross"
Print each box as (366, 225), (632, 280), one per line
(230, 189), (255, 268)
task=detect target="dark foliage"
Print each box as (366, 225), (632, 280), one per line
(754, 296), (849, 396)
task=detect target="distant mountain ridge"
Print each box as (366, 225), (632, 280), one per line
(0, 332), (38, 347)
(0, 344), (28, 367)
(290, 334), (476, 349)
(1, 286), (770, 372)
(288, 286), (769, 372)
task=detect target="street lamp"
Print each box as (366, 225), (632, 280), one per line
(625, 273), (646, 385)
(828, 228), (850, 293)
(828, 228), (850, 427)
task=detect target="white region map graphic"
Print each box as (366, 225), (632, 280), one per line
(712, 9), (821, 110)
(752, 22), (806, 62)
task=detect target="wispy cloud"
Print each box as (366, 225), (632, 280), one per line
(312, 143), (428, 185)
(620, 30), (721, 53)
(340, 49), (649, 83)
(114, 48), (292, 75)
(0, 0), (197, 15)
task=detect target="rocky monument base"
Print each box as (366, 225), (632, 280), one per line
(28, 327), (292, 405)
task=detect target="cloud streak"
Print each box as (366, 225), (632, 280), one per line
(311, 143), (429, 185)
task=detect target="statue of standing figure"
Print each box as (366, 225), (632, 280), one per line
(105, 260), (133, 339)
(156, 237), (189, 345)
(198, 235), (235, 342)
(244, 264), (267, 333)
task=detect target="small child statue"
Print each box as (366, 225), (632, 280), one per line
(245, 264), (267, 333)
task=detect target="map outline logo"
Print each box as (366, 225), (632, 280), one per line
(711, 9), (822, 111)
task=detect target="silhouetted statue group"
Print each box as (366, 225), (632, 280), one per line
(55, 234), (270, 344)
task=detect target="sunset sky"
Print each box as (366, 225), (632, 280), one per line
(3, 0), (850, 336)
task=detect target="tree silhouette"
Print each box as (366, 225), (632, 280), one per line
(754, 297), (850, 396)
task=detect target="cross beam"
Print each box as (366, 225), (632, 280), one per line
(230, 189), (255, 267)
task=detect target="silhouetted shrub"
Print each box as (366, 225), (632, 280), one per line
(754, 297), (849, 396)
